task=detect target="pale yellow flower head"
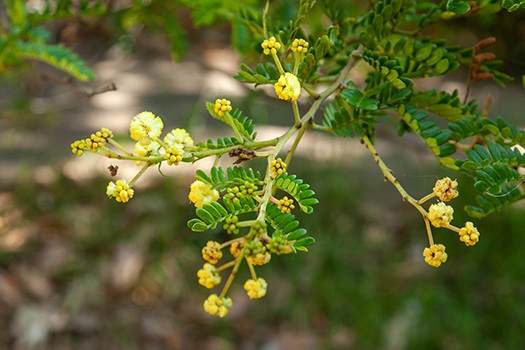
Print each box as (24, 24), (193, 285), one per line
(433, 177), (459, 202)
(428, 202), (454, 228)
(423, 244), (448, 267)
(459, 221), (480, 246)
(202, 241), (223, 264)
(203, 294), (232, 318)
(274, 73), (301, 101)
(244, 278), (268, 299)
(246, 252), (271, 266)
(129, 111), (164, 144)
(164, 128), (193, 148)
(197, 263), (222, 289)
(189, 180), (220, 208)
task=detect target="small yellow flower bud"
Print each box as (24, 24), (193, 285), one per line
(278, 196), (295, 214)
(459, 221), (480, 246)
(106, 179), (134, 203)
(269, 158), (287, 179)
(291, 38), (309, 53)
(261, 36), (281, 55)
(214, 98), (233, 117)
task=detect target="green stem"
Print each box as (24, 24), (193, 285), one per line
(220, 253), (244, 298)
(129, 163), (151, 186)
(224, 112), (245, 142)
(361, 134), (428, 217)
(285, 120), (309, 166)
(108, 138), (133, 156)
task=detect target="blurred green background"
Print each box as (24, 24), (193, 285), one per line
(2, 1), (525, 349)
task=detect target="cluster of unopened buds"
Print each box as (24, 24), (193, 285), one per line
(419, 177), (480, 267)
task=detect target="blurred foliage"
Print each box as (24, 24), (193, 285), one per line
(1, 159), (525, 348)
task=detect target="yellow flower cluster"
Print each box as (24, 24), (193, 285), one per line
(129, 111), (164, 145)
(202, 241), (223, 264)
(274, 72), (301, 101)
(269, 158), (287, 179)
(459, 221), (480, 246)
(214, 98), (233, 117)
(164, 128), (193, 148)
(197, 263), (222, 289)
(278, 196), (295, 214)
(106, 179), (134, 203)
(261, 36), (281, 55)
(247, 252), (271, 266)
(203, 294), (232, 318)
(433, 177), (459, 202)
(243, 278), (268, 299)
(229, 240), (243, 258)
(71, 139), (86, 156)
(428, 202), (454, 228)
(291, 38), (309, 53)
(188, 180), (220, 208)
(423, 244), (448, 267)
(86, 127), (114, 151)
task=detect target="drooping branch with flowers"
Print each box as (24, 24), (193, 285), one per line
(69, 0), (525, 317)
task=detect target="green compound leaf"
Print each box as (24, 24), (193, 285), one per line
(187, 202), (234, 232)
(205, 103), (257, 142)
(265, 204), (314, 252)
(273, 173), (318, 214)
(15, 41), (95, 81)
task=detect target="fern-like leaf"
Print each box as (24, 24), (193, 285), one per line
(273, 173), (318, 214)
(15, 41), (95, 81)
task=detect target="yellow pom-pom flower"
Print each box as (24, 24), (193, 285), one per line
(129, 111), (164, 144)
(188, 180), (220, 208)
(214, 98), (233, 117)
(202, 241), (223, 264)
(261, 36), (281, 55)
(291, 38), (309, 53)
(433, 177), (459, 202)
(459, 221), (480, 246)
(428, 202), (454, 228)
(274, 72), (301, 101)
(243, 278), (268, 299)
(423, 244), (448, 267)
(197, 263), (222, 289)
(278, 196), (295, 214)
(203, 294), (232, 318)
(106, 179), (134, 203)
(164, 128), (193, 148)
